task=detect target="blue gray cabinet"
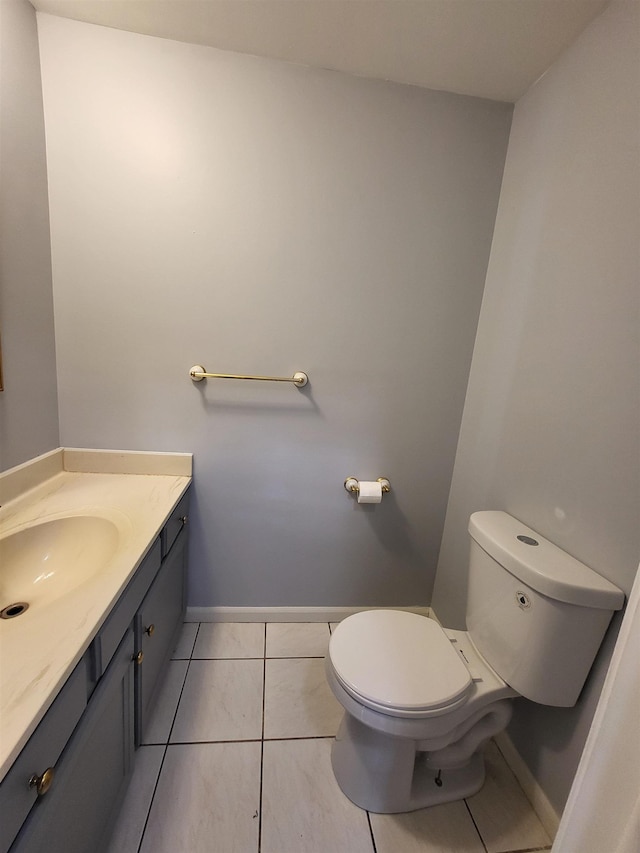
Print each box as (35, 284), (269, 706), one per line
(9, 629), (135, 853)
(135, 520), (187, 745)
(0, 488), (190, 853)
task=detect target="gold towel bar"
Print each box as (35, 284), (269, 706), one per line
(189, 365), (308, 387)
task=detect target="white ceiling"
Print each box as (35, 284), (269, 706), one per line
(30, 0), (610, 103)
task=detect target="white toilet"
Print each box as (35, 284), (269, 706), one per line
(325, 511), (624, 814)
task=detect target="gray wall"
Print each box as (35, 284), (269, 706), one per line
(432, 0), (640, 814)
(0, 0), (59, 470)
(37, 14), (512, 607)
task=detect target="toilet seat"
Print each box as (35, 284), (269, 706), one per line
(329, 611), (472, 719)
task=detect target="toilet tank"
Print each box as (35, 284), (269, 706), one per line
(466, 511), (624, 707)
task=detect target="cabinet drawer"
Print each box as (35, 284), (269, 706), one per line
(90, 538), (161, 682)
(0, 656), (87, 853)
(161, 490), (190, 558)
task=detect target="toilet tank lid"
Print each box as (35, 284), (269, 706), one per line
(468, 512), (625, 611)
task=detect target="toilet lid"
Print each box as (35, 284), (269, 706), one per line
(329, 611), (472, 717)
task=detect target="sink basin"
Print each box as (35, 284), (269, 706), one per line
(0, 515), (125, 612)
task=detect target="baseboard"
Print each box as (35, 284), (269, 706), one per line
(185, 605), (431, 623)
(495, 732), (560, 840)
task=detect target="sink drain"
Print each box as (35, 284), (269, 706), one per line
(1, 602), (29, 619)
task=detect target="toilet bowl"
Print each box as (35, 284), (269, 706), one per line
(325, 511), (625, 814)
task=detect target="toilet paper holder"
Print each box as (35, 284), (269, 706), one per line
(344, 477), (391, 496)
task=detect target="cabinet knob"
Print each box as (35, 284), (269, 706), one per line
(145, 624), (155, 637)
(180, 515), (188, 526)
(134, 650), (144, 665)
(29, 767), (55, 797)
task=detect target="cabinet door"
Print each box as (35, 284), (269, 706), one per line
(11, 629), (135, 853)
(136, 527), (187, 745)
(0, 657), (87, 853)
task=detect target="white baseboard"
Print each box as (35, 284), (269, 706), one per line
(495, 732), (560, 840)
(185, 605), (431, 623)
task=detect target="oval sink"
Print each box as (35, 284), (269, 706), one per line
(0, 516), (122, 611)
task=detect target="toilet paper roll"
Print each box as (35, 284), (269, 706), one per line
(357, 481), (383, 504)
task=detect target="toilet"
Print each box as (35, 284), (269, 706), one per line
(325, 511), (624, 814)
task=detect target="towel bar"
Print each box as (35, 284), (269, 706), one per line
(189, 365), (308, 387)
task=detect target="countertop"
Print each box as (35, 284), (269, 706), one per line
(0, 448), (192, 782)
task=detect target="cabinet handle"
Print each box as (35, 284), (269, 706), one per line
(134, 651), (144, 665)
(145, 624), (155, 637)
(29, 767), (55, 797)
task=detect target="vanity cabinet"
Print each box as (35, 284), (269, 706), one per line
(0, 489), (190, 853)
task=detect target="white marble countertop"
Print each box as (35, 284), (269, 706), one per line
(0, 449), (192, 782)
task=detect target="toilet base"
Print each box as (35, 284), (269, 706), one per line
(331, 713), (486, 814)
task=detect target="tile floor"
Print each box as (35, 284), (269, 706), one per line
(107, 622), (553, 853)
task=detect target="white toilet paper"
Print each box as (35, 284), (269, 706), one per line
(357, 481), (383, 504)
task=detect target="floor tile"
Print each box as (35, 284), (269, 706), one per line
(142, 659), (189, 745)
(264, 657), (343, 739)
(261, 738), (373, 853)
(466, 741), (551, 853)
(171, 622), (199, 659)
(193, 622), (264, 659)
(266, 622), (330, 657)
(106, 745), (165, 853)
(370, 800), (485, 853)
(170, 658), (263, 742)
(139, 742), (261, 853)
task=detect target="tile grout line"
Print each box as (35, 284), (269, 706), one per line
(366, 811), (378, 853)
(505, 847), (553, 853)
(189, 655), (327, 660)
(463, 797), (489, 853)
(163, 736), (263, 745)
(258, 622), (267, 853)
(135, 744), (169, 853)
(136, 621), (202, 853)
(165, 626), (198, 745)
(160, 734), (336, 746)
